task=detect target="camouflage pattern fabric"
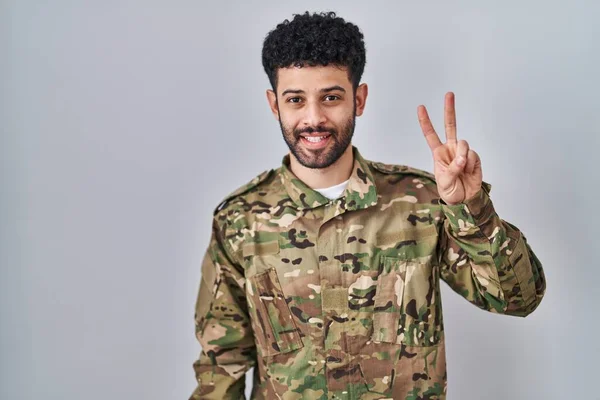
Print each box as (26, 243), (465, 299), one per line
(190, 145), (546, 400)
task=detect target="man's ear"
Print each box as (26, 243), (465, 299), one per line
(266, 89), (279, 121)
(354, 83), (368, 117)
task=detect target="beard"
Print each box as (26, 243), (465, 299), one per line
(278, 106), (356, 170)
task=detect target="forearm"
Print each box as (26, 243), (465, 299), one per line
(439, 184), (546, 316)
(190, 221), (257, 399)
(190, 351), (250, 400)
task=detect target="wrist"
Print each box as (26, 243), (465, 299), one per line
(440, 181), (495, 230)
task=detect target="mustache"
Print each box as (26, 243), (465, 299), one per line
(294, 125), (336, 138)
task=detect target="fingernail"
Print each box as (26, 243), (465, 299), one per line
(457, 156), (466, 166)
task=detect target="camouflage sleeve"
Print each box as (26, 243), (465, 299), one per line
(189, 218), (256, 399)
(438, 184), (547, 317)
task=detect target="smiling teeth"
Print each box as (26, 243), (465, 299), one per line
(305, 135), (328, 142)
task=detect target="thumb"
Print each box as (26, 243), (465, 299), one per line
(447, 154), (466, 177)
(446, 140), (469, 177)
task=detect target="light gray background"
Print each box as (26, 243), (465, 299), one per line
(1, 1), (598, 399)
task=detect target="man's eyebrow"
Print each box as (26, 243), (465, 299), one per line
(281, 89), (304, 96)
(320, 85), (346, 93)
(280, 86), (347, 97)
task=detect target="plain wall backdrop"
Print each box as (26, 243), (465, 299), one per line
(1, 1), (598, 399)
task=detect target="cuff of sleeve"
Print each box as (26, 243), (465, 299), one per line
(440, 181), (495, 232)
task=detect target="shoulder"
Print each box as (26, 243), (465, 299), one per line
(212, 168), (276, 216)
(368, 159), (492, 197)
(367, 159), (441, 203)
(369, 160), (436, 182)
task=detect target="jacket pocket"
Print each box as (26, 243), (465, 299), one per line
(248, 267), (304, 357)
(372, 256), (442, 347)
(358, 360), (394, 396)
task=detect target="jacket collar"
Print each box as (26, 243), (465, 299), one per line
(278, 145), (378, 212)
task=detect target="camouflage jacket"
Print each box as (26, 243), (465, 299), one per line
(190, 145), (546, 400)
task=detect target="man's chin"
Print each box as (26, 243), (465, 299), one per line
(287, 137), (348, 169)
(296, 152), (339, 169)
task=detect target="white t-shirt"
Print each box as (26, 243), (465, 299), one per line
(314, 179), (350, 200)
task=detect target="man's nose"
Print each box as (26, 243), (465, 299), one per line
(302, 101), (327, 128)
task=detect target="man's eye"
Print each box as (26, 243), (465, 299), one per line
(324, 95), (340, 101)
(287, 97), (302, 103)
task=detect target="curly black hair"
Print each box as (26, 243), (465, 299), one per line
(262, 11), (366, 93)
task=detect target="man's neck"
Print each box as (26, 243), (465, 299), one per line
(289, 145), (354, 190)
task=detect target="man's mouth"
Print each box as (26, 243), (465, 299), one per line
(301, 133), (331, 141)
(299, 133), (332, 148)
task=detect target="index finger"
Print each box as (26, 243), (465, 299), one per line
(417, 105), (442, 152)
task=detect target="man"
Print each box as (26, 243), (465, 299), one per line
(190, 11), (546, 400)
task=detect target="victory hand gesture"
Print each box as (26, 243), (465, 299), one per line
(417, 92), (483, 205)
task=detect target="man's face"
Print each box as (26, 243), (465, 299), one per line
(267, 65), (367, 169)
